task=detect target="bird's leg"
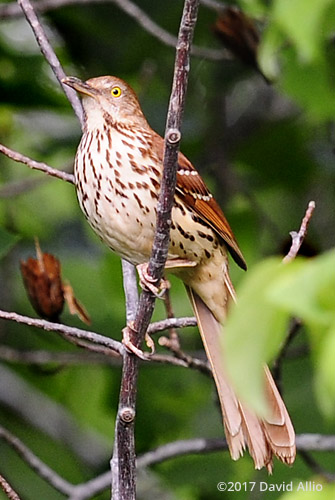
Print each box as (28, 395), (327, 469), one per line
(132, 259), (196, 355)
(137, 258), (196, 297)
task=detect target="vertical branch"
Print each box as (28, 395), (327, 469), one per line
(111, 1), (200, 499)
(121, 260), (139, 323)
(18, 0), (84, 126)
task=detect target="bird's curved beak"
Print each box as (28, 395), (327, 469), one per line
(62, 77), (98, 98)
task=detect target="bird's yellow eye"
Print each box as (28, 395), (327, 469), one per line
(111, 86), (122, 97)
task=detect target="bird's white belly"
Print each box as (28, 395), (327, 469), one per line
(74, 130), (159, 264)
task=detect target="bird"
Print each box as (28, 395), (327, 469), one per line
(63, 75), (296, 471)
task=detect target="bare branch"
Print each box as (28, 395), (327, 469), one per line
(148, 315), (196, 334)
(2, 425), (335, 500)
(0, 0), (228, 61)
(0, 426), (73, 496)
(272, 318), (302, 391)
(58, 434), (335, 499)
(273, 202), (316, 388)
(158, 335), (211, 375)
(0, 345), (118, 365)
(0, 309), (124, 354)
(111, 2), (200, 498)
(111, 0), (225, 60)
(0, 308), (199, 367)
(0, 364), (109, 466)
(121, 260), (139, 323)
(0, 144), (74, 184)
(283, 200), (316, 263)
(17, 0), (84, 126)
(299, 450), (335, 482)
(200, 0), (227, 12)
(0, 474), (22, 500)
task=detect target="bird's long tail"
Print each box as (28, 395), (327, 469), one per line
(186, 286), (296, 472)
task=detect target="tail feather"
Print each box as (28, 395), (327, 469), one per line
(186, 286), (296, 470)
(262, 366), (296, 465)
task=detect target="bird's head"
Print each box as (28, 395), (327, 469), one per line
(62, 75), (148, 131)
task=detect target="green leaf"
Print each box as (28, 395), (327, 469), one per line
(272, 0), (334, 62)
(280, 52), (335, 121)
(223, 258), (292, 415)
(313, 323), (335, 418)
(0, 225), (19, 259)
(268, 250), (335, 327)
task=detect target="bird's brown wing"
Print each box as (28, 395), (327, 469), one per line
(152, 133), (246, 269)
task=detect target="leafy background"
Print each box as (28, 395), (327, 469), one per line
(0, 0), (335, 498)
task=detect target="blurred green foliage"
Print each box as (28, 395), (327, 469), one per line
(0, 0), (334, 498)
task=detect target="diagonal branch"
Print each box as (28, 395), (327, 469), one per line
(0, 309), (124, 354)
(3, 428), (335, 500)
(0, 0), (227, 61)
(0, 144), (74, 184)
(283, 200), (316, 263)
(17, 0), (84, 126)
(0, 474), (21, 500)
(273, 201), (317, 390)
(0, 426), (73, 496)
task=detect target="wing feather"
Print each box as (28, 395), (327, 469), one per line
(152, 133), (247, 270)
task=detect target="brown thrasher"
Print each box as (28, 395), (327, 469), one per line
(63, 75), (295, 471)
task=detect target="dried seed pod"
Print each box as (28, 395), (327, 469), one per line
(21, 239), (91, 324)
(21, 240), (64, 321)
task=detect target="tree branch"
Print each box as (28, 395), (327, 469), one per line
(0, 144), (74, 184)
(2, 428), (335, 500)
(17, 0), (84, 126)
(0, 309), (124, 354)
(299, 450), (335, 482)
(0, 0), (228, 61)
(0, 426), (73, 496)
(0, 474), (22, 500)
(111, 1), (200, 498)
(273, 201), (316, 389)
(283, 200), (316, 263)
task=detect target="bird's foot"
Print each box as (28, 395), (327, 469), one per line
(137, 263), (170, 298)
(122, 323), (155, 359)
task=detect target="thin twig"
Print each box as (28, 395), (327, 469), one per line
(283, 200), (316, 263)
(17, 0), (84, 126)
(3, 422), (335, 500)
(111, 0), (225, 60)
(0, 345), (120, 365)
(0, 0), (228, 61)
(121, 260), (139, 323)
(299, 450), (335, 482)
(0, 308), (198, 360)
(200, 0), (227, 11)
(0, 144), (74, 184)
(0, 426), (74, 496)
(158, 335), (211, 375)
(0, 309), (124, 354)
(272, 202), (316, 390)
(272, 318), (302, 392)
(0, 474), (22, 500)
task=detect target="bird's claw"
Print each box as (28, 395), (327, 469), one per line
(122, 324), (155, 358)
(137, 263), (170, 298)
